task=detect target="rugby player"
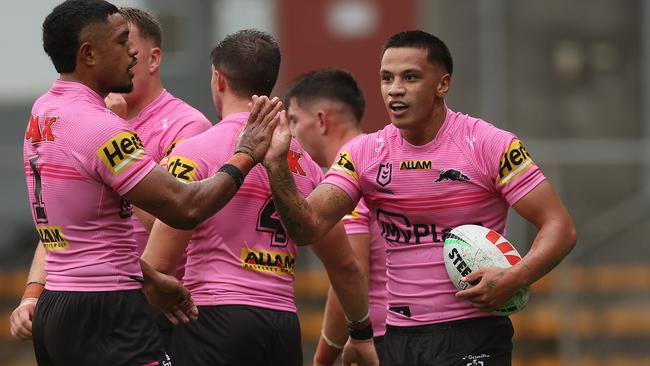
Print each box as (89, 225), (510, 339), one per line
(142, 30), (378, 366)
(263, 30), (577, 365)
(20, 1), (280, 364)
(283, 68), (388, 365)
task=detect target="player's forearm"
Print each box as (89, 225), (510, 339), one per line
(325, 254), (369, 323)
(27, 243), (47, 285)
(141, 220), (193, 275)
(512, 217), (577, 287)
(322, 287), (350, 345)
(266, 160), (328, 244)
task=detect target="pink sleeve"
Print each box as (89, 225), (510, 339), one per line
(342, 198), (370, 235)
(157, 114), (212, 161)
(69, 114), (156, 196)
(322, 141), (363, 206)
(481, 129), (546, 205)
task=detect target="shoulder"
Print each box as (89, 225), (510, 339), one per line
(445, 110), (517, 153)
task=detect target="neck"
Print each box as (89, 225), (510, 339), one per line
(401, 99), (446, 146)
(219, 93), (253, 119)
(324, 125), (363, 166)
(60, 72), (106, 98)
(125, 77), (164, 120)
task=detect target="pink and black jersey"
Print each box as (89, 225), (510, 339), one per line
(128, 89), (211, 253)
(165, 112), (323, 312)
(323, 107), (545, 326)
(23, 80), (157, 291)
(342, 197), (388, 337)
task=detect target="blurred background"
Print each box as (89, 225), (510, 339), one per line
(1, 0), (649, 365)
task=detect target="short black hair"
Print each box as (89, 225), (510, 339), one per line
(120, 7), (162, 47)
(382, 30), (453, 74)
(285, 68), (365, 123)
(210, 29), (280, 97)
(43, 0), (119, 73)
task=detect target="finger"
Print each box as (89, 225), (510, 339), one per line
(255, 97), (279, 127)
(188, 305), (199, 321)
(461, 269), (483, 285)
(163, 311), (179, 325)
(15, 326), (32, 340)
(172, 306), (190, 324)
(455, 285), (483, 299)
(247, 95), (267, 125)
(260, 100), (283, 131)
(21, 316), (33, 333)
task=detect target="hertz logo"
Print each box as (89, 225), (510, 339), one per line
(400, 160), (431, 170)
(163, 139), (185, 159)
(497, 140), (535, 186)
(241, 248), (295, 275)
(167, 156), (198, 182)
(37, 225), (69, 250)
(96, 131), (145, 175)
(331, 150), (358, 180)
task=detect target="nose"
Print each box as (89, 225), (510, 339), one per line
(387, 79), (405, 97)
(128, 42), (138, 58)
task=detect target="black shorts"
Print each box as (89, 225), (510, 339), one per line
(383, 316), (513, 366)
(172, 304), (302, 366)
(374, 335), (385, 363)
(32, 289), (171, 366)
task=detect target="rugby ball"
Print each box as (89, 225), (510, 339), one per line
(443, 224), (530, 315)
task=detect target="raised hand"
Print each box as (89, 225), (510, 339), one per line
(105, 93), (128, 119)
(262, 109), (291, 169)
(236, 95), (283, 164)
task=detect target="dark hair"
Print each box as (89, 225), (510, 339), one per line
(382, 30), (453, 74)
(210, 29), (281, 97)
(119, 7), (162, 47)
(43, 0), (119, 73)
(285, 68), (365, 123)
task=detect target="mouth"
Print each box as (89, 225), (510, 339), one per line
(127, 57), (138, 77)
(388, 100), (409, 116)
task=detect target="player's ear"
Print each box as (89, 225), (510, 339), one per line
(316, 110), (329, 135)
(215, 69), (227, 92)
(436, 73), (451, 98)
(149, 47), (161, 73)
(78, 42), (96, 67)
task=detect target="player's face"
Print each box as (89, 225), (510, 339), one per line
(380, 47), (446, 131)
(287, 98), (327, 166)
(122, 24), (153, 105)
(94, 13), (138, 94)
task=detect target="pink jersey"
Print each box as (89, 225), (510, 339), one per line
(128, 89), (211, 254)
(342, 197), (388, 337)
(165, 112), (323, 311)
(323, 107), (546, 326)
(23, 80), (157, 291)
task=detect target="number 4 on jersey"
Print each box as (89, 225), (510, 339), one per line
(257, 197), (289, 247)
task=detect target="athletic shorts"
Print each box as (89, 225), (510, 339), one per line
(374, 335), (385, 362)
(382, 316), (513, 366)
(171, 304), (302, 366)
(32, 289), (171, 366)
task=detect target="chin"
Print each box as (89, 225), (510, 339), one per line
(111, 82), (134, 94)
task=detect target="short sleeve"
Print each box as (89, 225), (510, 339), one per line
(480, 129), (546, 205)
(342, 197), (370, 236)
(68, 114), (156, 196)
(322, 139), (364, 206)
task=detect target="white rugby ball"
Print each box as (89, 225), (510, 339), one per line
(443, 224), (530, 315)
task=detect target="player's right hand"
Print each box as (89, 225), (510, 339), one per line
(262, 108), (291, 169)
(142, 269), (198, 325)
(9, 298), (38, 340)
(313, 335), (343, 366)
(236, 95), (283, 164)
(105, 93), (128, 119)
(341, 338), (379, 366)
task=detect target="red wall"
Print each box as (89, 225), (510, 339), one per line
(278, 0), (415, 132)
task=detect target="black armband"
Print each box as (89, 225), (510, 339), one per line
(348, 322), (373, 341)
(218, 164), (244, 189)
